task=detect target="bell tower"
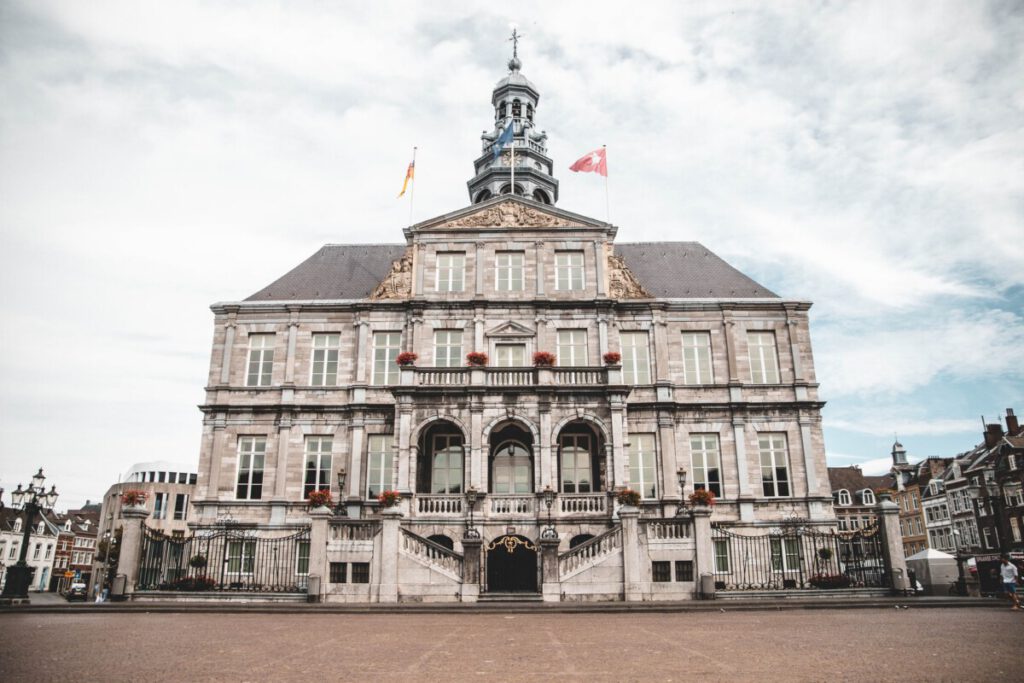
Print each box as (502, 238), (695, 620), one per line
(467, 31), (559, 205)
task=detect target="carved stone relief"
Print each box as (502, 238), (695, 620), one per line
(607, 254), (651, 299)
(370, 248), (414, 300)
(440, 201), (582, 228)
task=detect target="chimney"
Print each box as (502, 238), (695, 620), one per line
(984, 423), (1004, 448)
(1007, 408), (1019, 435)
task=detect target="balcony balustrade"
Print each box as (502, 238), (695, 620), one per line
(401, 365), (618, 389)
(408, 492), (610, 520)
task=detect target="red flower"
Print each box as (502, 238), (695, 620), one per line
(395, 352), (418, 366)
(307, 489), (333, 508)
(466, 352), (489, 367)
(603, 352), (622, 365)
(532, 351), (556, 367)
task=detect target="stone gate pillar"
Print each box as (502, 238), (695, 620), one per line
(117, 506), (149, 598)
(540, 535), (561, 603)
(690, 506), (713, 598)
(620, 506), (643, 601)
(308, 507), (331, 602)
(379, 507), (402, 603)
(876, 493), (908, 594)
(461, 536), (482, 603)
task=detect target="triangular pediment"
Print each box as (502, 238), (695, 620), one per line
(411, 196), (609, 232)
(485, 321), (536, 338)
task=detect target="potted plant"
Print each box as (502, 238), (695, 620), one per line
(532, 351), (556, 367)
(817, 547), (834, 562)
(395, 351), (418, 366)
(602, 351), (621, 365)
(688, 489), (716, 507)
(616, 488), (641, 507)
(189, 554), (208, 570)
(466, 351), (488, 367)
(307, 489), (333, 509)
(378, 490), (401, 508)
(120, 490), (147, 507)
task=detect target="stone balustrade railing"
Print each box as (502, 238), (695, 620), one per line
(404, 365), (618, 388)
(399, 527), (463, 577)
(558, 525), (622, 576)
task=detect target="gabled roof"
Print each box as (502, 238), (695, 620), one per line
(243, 242), (778, 302)
(827, 466), (892, 493)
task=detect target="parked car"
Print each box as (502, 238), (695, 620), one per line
(65, 582), (88, 601)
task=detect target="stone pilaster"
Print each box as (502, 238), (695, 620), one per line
(308, 506), (331, 602)
(658, 414), (679, 514)
(620, 506), (643, 601)
(733, 419), (754, 521)
(690, 506), (713, 598)
(534, 241), (545, 296)
(461, 537), (482, 603)
(877, 493), (909, 594)
(118, 506), (149, 597)
(540, 537), (561, 602)
(219, 315), (237, 385)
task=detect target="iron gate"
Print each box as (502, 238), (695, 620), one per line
(137, 526), (311, 592)
(711, 522), (890, 591)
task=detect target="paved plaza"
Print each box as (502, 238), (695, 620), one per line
(1, 607), (1021, 681)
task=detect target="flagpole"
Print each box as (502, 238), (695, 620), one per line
(408, 146), (417, 226)
(603, 144), (610, 223)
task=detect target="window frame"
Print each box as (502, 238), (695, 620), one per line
(245, 334), (275, 387)
(690, 434), (723, 497)
(310, 333), (341, 386)
(303, 436), (333, 498)
(236, 436), (267, 500)
(494, 344), (526, 367)
(554, 251), (585, 291)
(495, 251), (525, 292)
(627, 434), (657, 499)
(435, 252), (466, 292)
(681, 332), (713, 385)
(713, 538), (731, 573)
(620, 331), (651, 384)
(433, 329), (464, 368)
(651, 560), (671, 582)
(559, 433), (594, 494)
(371, 331), (402, 385)
(837, 489), (851, 506)
(556, 329), (588, 367)
(758, 433), (790, 497)
(366, 435), (395, 498)
(747, 331), (780, 384)
(431, 433), (464, 494)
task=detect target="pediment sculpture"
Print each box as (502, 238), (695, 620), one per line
(440, 201), (583, 229)
(370, 248), (414, 300)
(607, 254), (651, 299)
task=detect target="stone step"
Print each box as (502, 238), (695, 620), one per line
(478, 592), (544, 602)
(715, 588), (891, 600)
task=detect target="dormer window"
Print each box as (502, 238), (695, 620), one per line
(862, 489), (876, 505)
(37, 522), (45, 534)
(13, 519), (21, 532)
(64, 521), (72, 531)
(837, 489), (851, 506)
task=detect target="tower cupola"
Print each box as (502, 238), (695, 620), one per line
(467, 31), (559, 205)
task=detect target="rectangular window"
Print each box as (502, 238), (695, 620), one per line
(690, 434), (722, 497)
(152, 492), (167, 520)
(681, 332), (713, 385)
(628, 434), (657, 499)
(329, 562), (348, 583)
(495, 344), (526, 367)
(226, 540), (256, 575)
(303, 436), (333, 498)
(983, 527), (994, 549)
(556, 330), (588, 366)
(351, 562), (370, 584)
(8, 545), (17, 560)
(372, 332), (402, 385)
(366, 435), (395, 498)
(236, 436), (266, 500)
(675, 560), (694, 582)
(758, 433), (790, 497)
(747, 331), (780, 384)
(555, 251), (585, 291)
(310, 333), (340, 386)
(1012, 518), (1021, 543)
(433, 330), (464, 368)
(652, 561), (671, 582)
(246, 334), (275, 387)
(173, 493), (189, 521)
(713, 538), (730, 573)
(296, 540), (310, 575)
(620, 332), (651, 384)
(33, 543), (41, 560)
(496, 251), (524, 291)
(1009, 454), (1018, 471)
(770, 537), (801, 571)
(436, 252), (465, 292)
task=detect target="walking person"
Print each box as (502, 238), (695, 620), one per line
(999, 554), (1020, 610)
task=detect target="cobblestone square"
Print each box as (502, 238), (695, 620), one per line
(1, 607), (1021, 682)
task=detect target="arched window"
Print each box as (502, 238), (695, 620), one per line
(526, 103), (533, 121)
(499, 183), (524, 197)
(837, 489), (851, 506)
(489, 422), (534, 494)
(496, 101), (506, 120)
(862, 489), (876, 505)
(474, 189), (492, 204)
(532, 189), (550, 204)
(569, 534), (595, 549)
(511, 99), (522, 117)
(427, 534), (454, 551)
(417, 422), (464, 494)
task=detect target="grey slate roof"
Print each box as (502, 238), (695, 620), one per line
(244, 242), (778, 302)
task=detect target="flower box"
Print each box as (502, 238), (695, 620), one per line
(617, 488), (641, 507)
(120, 490), (147, 507)
(602, 352), (621, 365)
(466, 352), (489, 367)
(395, 352), (418, 366)
(689, 489), (716, 507)
(532, 351), (556, 367)
(307, 489), (333, 508)
(378, 490), (401, 508)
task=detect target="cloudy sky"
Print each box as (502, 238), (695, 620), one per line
(1, 0), (1021, 508)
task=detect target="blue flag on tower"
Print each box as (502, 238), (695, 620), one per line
(492, 121), (514, 159)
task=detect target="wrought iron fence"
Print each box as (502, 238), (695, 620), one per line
(711, 522), (890, 591)
(137, 526), (311, 593)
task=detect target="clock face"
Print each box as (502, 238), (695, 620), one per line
(501, 151), (522, 167)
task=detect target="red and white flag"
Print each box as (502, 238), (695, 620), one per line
(569, 147), (608, 176)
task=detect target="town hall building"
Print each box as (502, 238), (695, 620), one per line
(122, 48), (873, 603)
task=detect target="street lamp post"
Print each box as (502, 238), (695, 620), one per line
(540, 485), (557, 540)
(464, 487), (480, 539)
(334, 468), (348, 516)
(675, 468), (688, 516)
(1, 468), (59, 602)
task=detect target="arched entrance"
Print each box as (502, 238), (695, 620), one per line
(486, 534), (538, 593)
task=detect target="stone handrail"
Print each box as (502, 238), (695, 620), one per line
(559, 493), (608, 515)
(416, 495), (464, 516)
(643, 520), (692, 541)
(405, 366), (610, 388)
(551, 367), (606, 385)
(330, 521), (380, 541)
(488, 495), (535, 516)
(486, 368), (537, 386)
(558, 525), (622, 577)
(417, 368), (469, 386)
(399, 527), (463, 577)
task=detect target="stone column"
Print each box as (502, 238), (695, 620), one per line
(690, 506), (713, 598)
(474, 242), (485, 296)
(658, 414), (679, 515)
(470, 408), (484, 490)
(117, 507), (149, 597)
(798, 417), (820, 502)
(354, 320), (369, 386)
(284, 310), (299, 386)
(378, 507), (402, 603)
(308, 506), (331, 602)
(348, 421), (364, 501)
(414, 243), (425, 296)
(733, 419), (754, 521)
(597, 316), (609, 357)
(540, 536), (561, 602)
(219, 317), (236, 385)
(877, 493), (909, 594)
(461, 536), (482, 603)
(652, 316), (669, 383)
(534, 241), (545, 296)
(539, 407), (553, 489)
(620, 506), (643, 601)
(610, 398), (627, 488)
(593, 241), (606, 297)
(206, 415), (227, 510)
(397, 405), (413, 493)
(274, 415), (293, 500)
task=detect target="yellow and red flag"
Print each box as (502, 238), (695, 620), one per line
(397, 160), (415, 198)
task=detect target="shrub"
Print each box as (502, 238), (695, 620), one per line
(307, 489), (333, 508)
(809, 574), (851, 589)
(466, 351), (489, 367)
(395, 352), (418, 366)
(602, 352), (622, 365)
(188, 554), (208, 569)
(689, 489), (716, 507)
(532, 351), (556, 367)
(617, 488), (641, 507)
(162, 576), (217, 592)
(378, 490), (401, 507)
(120, 490), (147, 506)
